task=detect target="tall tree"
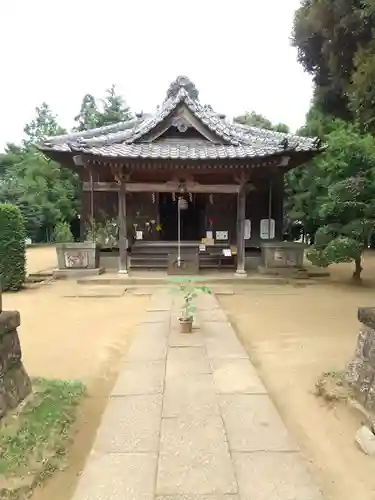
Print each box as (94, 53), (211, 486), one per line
(234, 111), (290, 133)
(23, 102), (66, 145)
(0, 105), (78, 241)
(74, 94), (101, 131)
(234, 111), (273, 129)
(98, 84), (132, 126)
(292, 0), (375, 122)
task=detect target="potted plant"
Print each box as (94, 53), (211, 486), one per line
(171, 278), (211, 333)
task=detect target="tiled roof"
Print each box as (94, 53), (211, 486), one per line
(39, 76), (322, 160)
(73, 138), (294, 159)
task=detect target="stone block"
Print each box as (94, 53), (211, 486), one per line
(163, 374), (219, 417)
(0, 311), (21, 337)
(111, 361), (165, 396)
(157, 450), (237, 495)
(160, 415), (228, 456)
(232, 451), (323, 500)
(203, 323), (248, 360)
(0, 309), (31, 419)
(346, 322), (375, 409)
(0, 330), (21, 376)
(0, 365), (32, 419)
(71, 451), (157, 500)
(94, 394), (162, 453)
(166, 347), (211, 378)
(127, 329), (167, 362)
(356, 425), (375, 455)
(210, 359), (267, 395)
(219, 394), (298, 452)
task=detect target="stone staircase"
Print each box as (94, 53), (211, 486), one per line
(129, 241), (236, 270)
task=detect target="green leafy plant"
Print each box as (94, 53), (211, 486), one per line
(0, 204), (26, 291)
(53, 221), (74, 243)
(170, 277), (211, 321)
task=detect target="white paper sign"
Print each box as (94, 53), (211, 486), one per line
(244, 219), (251, 240)
(222, 248), (232, 257)
(136, 231), (143, 240)
(216, 230), (228, 241)
(199, 244), (206, 252)
(260, 219), (275, 240)
(206, 231), (213, 239)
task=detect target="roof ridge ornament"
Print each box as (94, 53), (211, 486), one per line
(166, 76), (199, 101)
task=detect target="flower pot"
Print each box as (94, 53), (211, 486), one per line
(179, 317), (193, 333)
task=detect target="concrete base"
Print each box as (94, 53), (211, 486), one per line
(118, 269), (129, 276)
(76, 273), (289, 286)
(53, 267), (105, 279)
(234, 270), (247, 278)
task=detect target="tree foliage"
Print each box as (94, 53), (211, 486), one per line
(292, 0), (375, 129)
(73, 94), (100, 132)
(234, 111), (290, 133)
(74, 85), (133, 131)
(0, 204), (26, 290)
(0, 104), (79, 241)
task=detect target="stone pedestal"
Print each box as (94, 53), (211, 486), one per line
(167, 253), (199, 275)
(55, 241), (101, 278)
(0, 310), (32, 419)
(346, 307), (375, 410)
(261, 242), (306, 269)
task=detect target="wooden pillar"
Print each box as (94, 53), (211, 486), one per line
(117, 174), (128, 275)
(235, 184), (247, 276)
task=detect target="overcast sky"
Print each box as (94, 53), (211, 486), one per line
(0, 0), (312, 151)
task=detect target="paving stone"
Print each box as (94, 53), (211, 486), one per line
(166, 347), (211, 377)
(160, 415), (228, 455)
(111, 361), (165, 395)
(196, 294), (221, 310)
(198, 309), (228, 322)
(163, 374), (219, 417)
(210, 359), (267, 395)
(232, 451), (323, 500)
(157, 451), (238, 496)
(94, 395), (162, 453)
(127, 329), (167, 361)
(148, 292), (173, 311)
(157, 496), (239, 500)
(71, 451), (157, 500)
(204, 323), (248, 360)
(142, 310), (171, 323)
(219, 394), (298, 452)
(63, 286), (127, 298)
(168, 332), (205, 347)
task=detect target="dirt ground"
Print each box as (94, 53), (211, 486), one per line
(25, 245), (57, 275)
(3, 247), (149, 500)
(9, 247), (375, 500)
(219, 253), (375, 500)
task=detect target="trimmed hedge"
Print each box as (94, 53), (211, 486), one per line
(0, 204), (26, 291)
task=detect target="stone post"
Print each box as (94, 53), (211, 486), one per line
(346, 307), (375, 410)
(0, 304), (32, 419)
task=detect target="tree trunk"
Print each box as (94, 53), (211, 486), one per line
(353, 256), (363, 281)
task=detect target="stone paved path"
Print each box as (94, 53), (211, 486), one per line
(71, 289), (323, 500)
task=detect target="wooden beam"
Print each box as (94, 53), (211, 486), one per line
(82, 181), (243, 194)
(235, 184), (247, 277)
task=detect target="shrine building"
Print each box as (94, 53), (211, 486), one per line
(39, 76), (323, 275)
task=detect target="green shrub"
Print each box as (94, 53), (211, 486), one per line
(0, 204), (26, 291)
(53, 221), (74, 243)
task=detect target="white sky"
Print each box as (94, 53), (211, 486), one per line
(0, 0), (312, 151)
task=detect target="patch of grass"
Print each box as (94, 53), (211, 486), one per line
(0, 377), (85, 499)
